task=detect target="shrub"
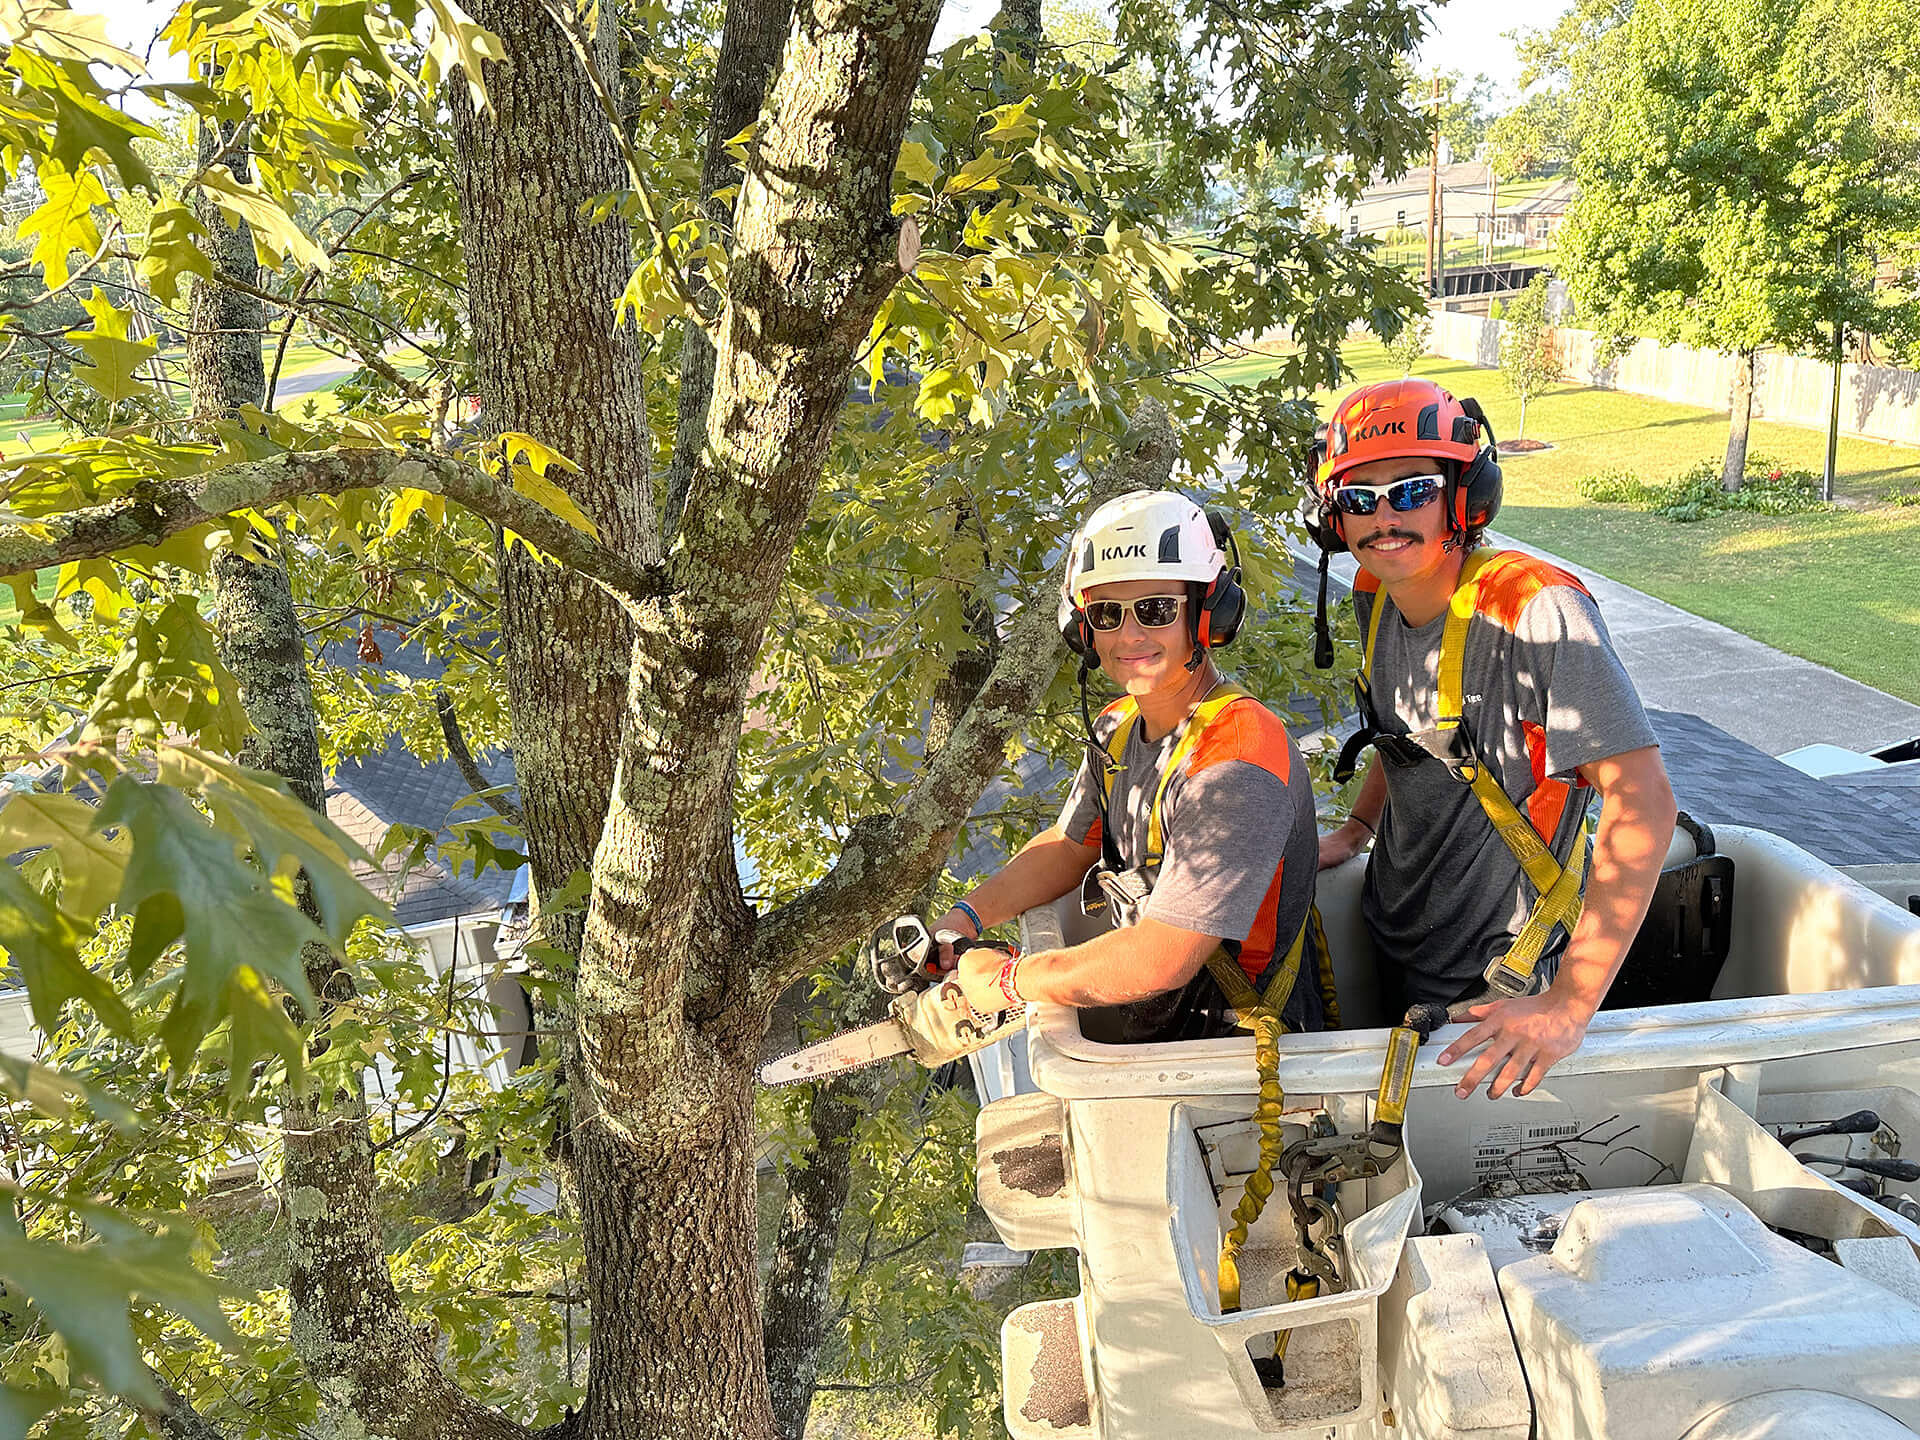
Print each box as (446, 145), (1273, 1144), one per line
(1578, 466), (1658, 505)
(1578, 456), (1831, 522)
(1649, 456), (1828, 522)
(1886, 483), (1920, 508)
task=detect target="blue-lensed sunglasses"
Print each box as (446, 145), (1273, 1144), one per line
(1329, 473), (1445, 516)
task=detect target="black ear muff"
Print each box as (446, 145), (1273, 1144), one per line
(1453, 398), (1504, 534)
(1058, 594), (1092, 658)
(1199, 511), (1247, 649)
(1305, 422), (1347, 554)
(1306, 502), (1347, 555)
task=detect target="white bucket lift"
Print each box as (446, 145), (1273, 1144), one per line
(975, 826), (1920, 1440)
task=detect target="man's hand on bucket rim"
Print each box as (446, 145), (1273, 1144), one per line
(1438, 989), (1596, 1099)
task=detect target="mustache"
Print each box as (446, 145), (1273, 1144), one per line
(1359, 529), (1422, 549)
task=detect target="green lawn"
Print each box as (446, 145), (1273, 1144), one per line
(1216, 339), (1920, 706)
(0, 341), (426, 456)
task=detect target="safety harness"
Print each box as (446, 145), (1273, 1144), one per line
(1095, 687), (1338, 1317)
(1344, 548), (1590, 1001)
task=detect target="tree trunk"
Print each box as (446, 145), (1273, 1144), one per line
(662, 0), (797, 538)
(1517, 391), (1528, 443)
(763, 1058), (893, 1438)
(449, 0), (655, 914)
(448, 0), (941, 1431)
(1722, 347), (1756, 492)
(189, 120), (530, 1440)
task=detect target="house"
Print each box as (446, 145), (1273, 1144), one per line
(1489, 177), (1576, 250)
(1323, 160), (1497, 241)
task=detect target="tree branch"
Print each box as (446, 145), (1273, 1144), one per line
(135, 1368), (233, 1440)
(0, 447), (668, 608)
(436, 685), (523, 824)
(750, 400), (1177, 990)
(205, 267), (429, 400)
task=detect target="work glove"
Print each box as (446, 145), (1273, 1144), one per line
(893, 981), (1026, 1067)
(865, 914), (943, 995)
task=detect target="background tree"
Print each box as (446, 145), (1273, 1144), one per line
(1382, 307), (1432, 376)
(1556, 0), (1920, 489)
(1402, 67), (1496, 163)
(1498, 273), (1559, 442)
(1484, 91), (1573, 180)
(0, 1), (1428, 1438)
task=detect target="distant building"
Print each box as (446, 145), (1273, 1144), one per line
(1323, 160), (1497, 241)
(1322, 163), (1576, 255)
(1491, 177), (1576, 250)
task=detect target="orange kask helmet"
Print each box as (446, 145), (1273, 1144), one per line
(1304, 378), (1503, 669)
(1309, 378), (1502, 547)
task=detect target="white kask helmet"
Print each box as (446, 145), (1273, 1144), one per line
(1062, 489), (1225, 609)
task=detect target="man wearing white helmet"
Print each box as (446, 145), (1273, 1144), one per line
(942, 490), (1328, 1042)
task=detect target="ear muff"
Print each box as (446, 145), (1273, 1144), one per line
(1059, 601), (1093, 659)
(1450, 397), (1503, 534)
(1305, 423), (1348, 554)
(1198, 511), (1247, 650)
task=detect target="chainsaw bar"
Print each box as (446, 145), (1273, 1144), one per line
(759, 1016), (915, 1088)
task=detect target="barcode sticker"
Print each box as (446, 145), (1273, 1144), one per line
(1469, 1109), (1585, 1180)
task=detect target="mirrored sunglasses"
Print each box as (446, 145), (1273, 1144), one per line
(1084, 594), (1187, 632)
(1330, 473), (1445, 516)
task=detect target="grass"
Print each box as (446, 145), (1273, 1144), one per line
(0, 342), (430, 457)
(1215, 339), (1920, 706)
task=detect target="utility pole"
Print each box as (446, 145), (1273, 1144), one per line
(1426, 72), (1441, 297)
(1487, 164), (1497, 263)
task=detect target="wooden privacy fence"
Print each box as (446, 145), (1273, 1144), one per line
(1429, 308), (1920, 447)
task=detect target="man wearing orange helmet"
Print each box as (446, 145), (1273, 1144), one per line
(1311, 378), (1676, 1100)
(939, 489), (1329, 1043)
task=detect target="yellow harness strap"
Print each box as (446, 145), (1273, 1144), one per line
(1097, 689), (1322, 1315)
(1358, 549), (1589, 999)
(1102, 687), (1249, 865)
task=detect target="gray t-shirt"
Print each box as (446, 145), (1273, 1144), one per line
(1352, 552), (1658, 1008)
(1057, 686), (1325, 1040)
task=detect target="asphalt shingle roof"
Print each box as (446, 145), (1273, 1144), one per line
(317, 627), (522, 926)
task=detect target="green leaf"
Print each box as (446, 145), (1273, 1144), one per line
(2, 2), (146, 71)
(156, 746), (387, 945)
(194, 169), (328, 272)
(0, 1203), (242, 1409)
(385, 487), (443, 536)
(510, 464), (598, 538)
(0, 863), (132, 1039)
(15, 163), (104, 292)
(85, 597), (250, 751)
(45, 75), (160, 193)
(135, 199), (213, 309)
(942, 154), (1011, 196)
(65, 327), (157, 406)
(420, 0), (506, 112)
(0, 573), (76, 651)
(0, 791), (129, 918)
(0, 1053), (138, 1131)
(0, 1384), (56, 1440)
(96, 778), (318, 1079)
(896, 140), (939, 186)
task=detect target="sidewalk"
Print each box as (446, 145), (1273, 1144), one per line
(1308, 532), (1920, 759)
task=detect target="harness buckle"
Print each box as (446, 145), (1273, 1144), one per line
(1080, 864), (1155, 924)
(1481, 954), (1537, 999)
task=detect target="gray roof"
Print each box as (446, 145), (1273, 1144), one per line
(1649, 710), (1920, 865)
(317, 626), (523, 928)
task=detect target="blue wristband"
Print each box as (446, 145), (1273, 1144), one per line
(953, 899), (985, 937)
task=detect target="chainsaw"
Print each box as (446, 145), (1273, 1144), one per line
(758, 916), (1026, 1088)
